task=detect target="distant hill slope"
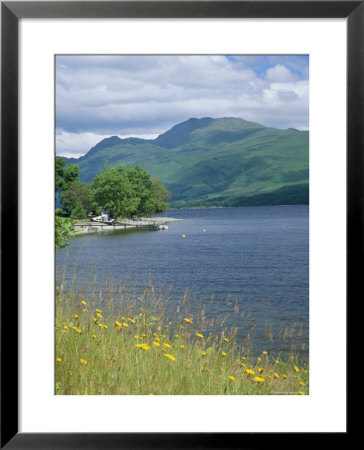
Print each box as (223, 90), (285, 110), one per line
(61, 117), (309, 207)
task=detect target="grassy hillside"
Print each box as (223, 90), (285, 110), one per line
(62, 117), (309, 207)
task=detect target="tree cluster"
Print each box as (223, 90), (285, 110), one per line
(56, 158), (170, 220)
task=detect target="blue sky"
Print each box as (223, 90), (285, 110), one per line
(56, 55), (309, 157)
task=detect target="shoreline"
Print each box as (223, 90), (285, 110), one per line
(73, 216), (183, 235)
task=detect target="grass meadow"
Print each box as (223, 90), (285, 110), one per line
(55, 274), (309, 395)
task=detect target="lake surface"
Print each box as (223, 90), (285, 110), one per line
(56, 205), (309, 359)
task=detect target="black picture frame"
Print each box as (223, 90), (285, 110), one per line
(1, 1), (356, 447)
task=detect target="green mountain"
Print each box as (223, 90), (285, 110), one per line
(62, 117), (309, 207)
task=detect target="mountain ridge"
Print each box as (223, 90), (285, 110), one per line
(60, 117), (309, 207)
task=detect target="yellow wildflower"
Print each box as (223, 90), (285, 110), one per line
(196, 333), (204, 338)
(283, 374), (287, 379)
(115, 321), (122, 327)
(201, 351), (206, 356)
(175, 334), (180, 338)
(164, 353), (176, 361)
(74, 314), (80, 319)
(153, 342), (160, 347)
(222, 352), (227, 357)
(56, 357), (62, 362)
(180, 345), (185, 349)
(131, 319), (136, 324)
(228, 376), (235, 381)
(163, 343), (171, 348)
(91, 334), (96, 339)
(80, 358), (88, 365)
(180, 325), (184, 329)
(241, 356), (246, 360)
(96, 309), (102, 313)
(81, 300), (87, 305)
(245, 369), (255, 375)
(299, 391), (305, 395)
(262, 351), (268, 355)
(275, 360), (279, 364)
(63, 325), (68, 330)
(82, 309), (88, 312)
(223, 337), (229, 342)
(258, 368), (264, 373)
(93, 318), (98, 323)
(122, 322), (128, 327)
(299, 381), (305, 386)
(294, 366), (300, 372)
(254, 377), (265, 382)
(96, 312), (103, 319)
(184, 318), (192, 324)
(274, 373), (280, 379)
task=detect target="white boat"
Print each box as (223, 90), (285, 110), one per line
(158, 225), (168, 230)
(92, 213), (114, 225)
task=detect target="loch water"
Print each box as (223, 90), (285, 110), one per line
(56, 205), (309, 359)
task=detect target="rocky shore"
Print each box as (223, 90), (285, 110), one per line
(73, 217), (182, 235)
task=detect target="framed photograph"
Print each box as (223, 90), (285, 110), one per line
(1, 0), (356, 446)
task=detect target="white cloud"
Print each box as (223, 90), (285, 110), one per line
(265, 64), (296, 82)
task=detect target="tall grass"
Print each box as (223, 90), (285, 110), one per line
(55, 276), (309, 395)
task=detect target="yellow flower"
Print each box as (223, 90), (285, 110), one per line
(155, 337), (160, 342)
(180, 325), (184, 329)
(122, 322), (128, 327)
(299, 381), (305, 386)
(274, 373), (280, 379)
(164, 353), (176, 361)
(228, 375), (235, 381)
(104, 325), (108, 329)
(63, 325), (68, 330)
(56, 357), (62, 362)
(163, 343), (171, 348)
(275, 360), (279, 364)
(74, 314), (80, 319)
(262, 351), (268, 355)
(245, 369), (255, 375)
(91, 334), (96, 339)
(99, 324), (104, 329)
(93, 318), (98, 323)
(201, 351), (206, 356)
(131, 319), (136, 324)
(115, 321), (122, 327)
(175, 334), (180, 338)
(136, 344), (150, 351)
(153, 342), (160, 347)
(221, 352), (227, 357)
(266, 375), (272, 379)
(96, 312), (103, 319)
(196, 333), (204, 338)
(184, 318), (192, 324)
(80, 358), (88, 365)
(241, 363), (246, 368)
(299, 391), (305, 395)
(81, 300), (87, 305)
(283, 374), (287, 379)
(241, 356), (246, 360)
(302, 369), (308, 374)
(82, 309), (88, 312)
(257, 357), (262, 363)
(223, 337), (229, 342)
(96, 309), (102, 313)
(76, 328), (82, 334)
(294, 366), (300, 372)
(180, 345), (185, 349)
(258, 368), (264, 373)
(254, 377), (265, 382)
(157, 326), (161, 331)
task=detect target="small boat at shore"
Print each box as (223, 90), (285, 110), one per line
(92, 213), (114, 225)
(158, 225), (168, 230)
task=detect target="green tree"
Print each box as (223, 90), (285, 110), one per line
(61, 180), (91, 216)
(55, 209), (74, 251)
(151, 177), (170, 213)
(90, 165), (139, 218)
(125, 165), (156, 216)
